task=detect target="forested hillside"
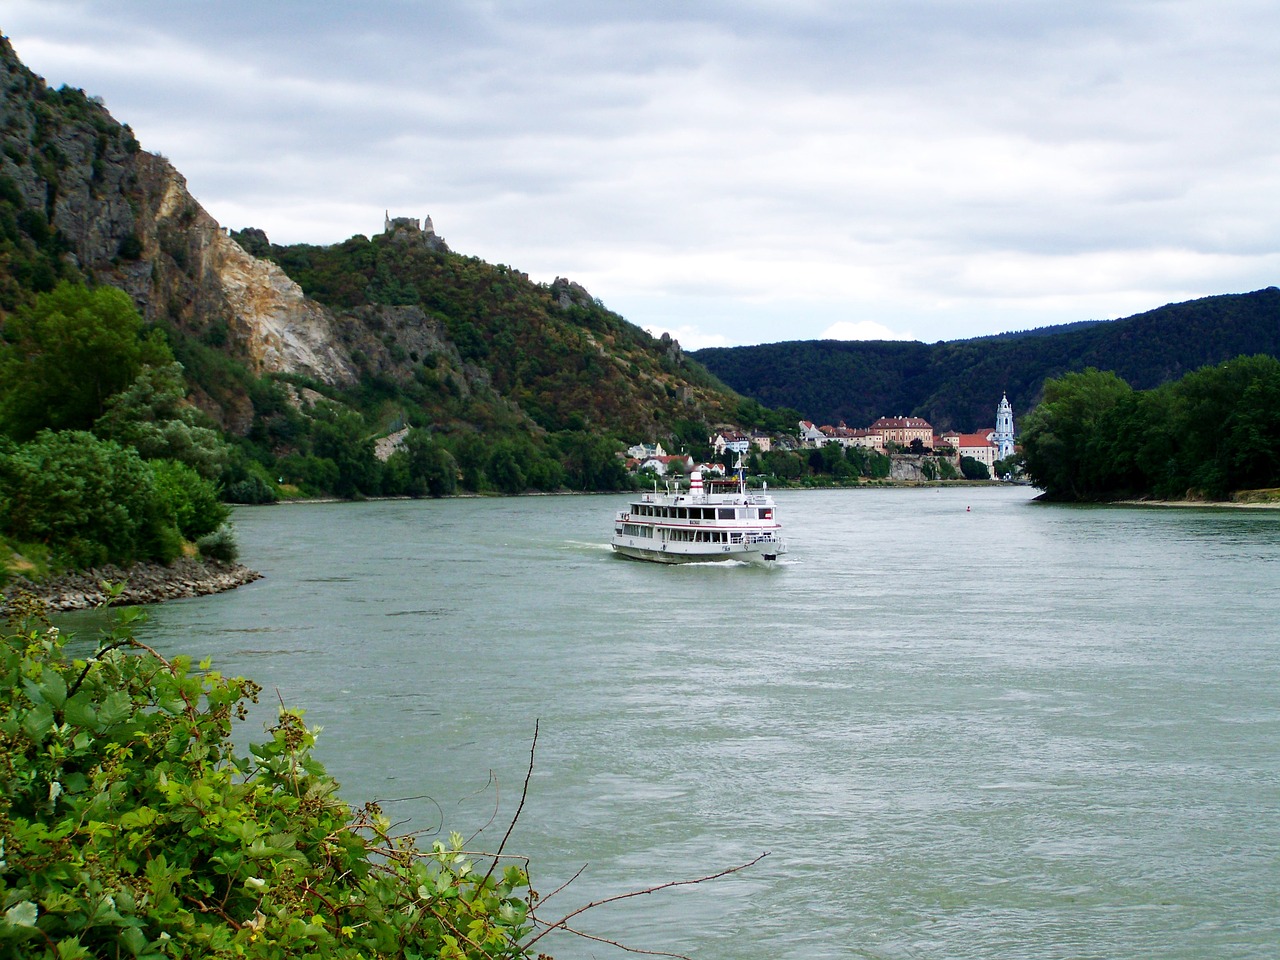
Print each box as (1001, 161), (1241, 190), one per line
(693, 287), (1280, 429)
(235, 225), (736, 439)
(0, 33), (750, 545)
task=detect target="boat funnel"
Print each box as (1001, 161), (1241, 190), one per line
(689, 470), (704, 498)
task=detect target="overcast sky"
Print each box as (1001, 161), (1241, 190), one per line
(6, 1), (1279, 348)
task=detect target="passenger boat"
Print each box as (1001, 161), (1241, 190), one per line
(611, 467), (785, 565)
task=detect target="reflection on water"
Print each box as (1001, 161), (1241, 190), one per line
(54, 488), (1280, 960)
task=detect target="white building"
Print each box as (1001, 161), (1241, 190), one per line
(956, 433), (998, 472)
(994, 393), (1016, 460)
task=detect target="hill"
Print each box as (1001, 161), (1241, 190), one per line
(692, 288), (1280, 430)
(0, 34), (740, 485)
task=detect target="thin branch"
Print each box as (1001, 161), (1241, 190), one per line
(463, 769), (500, 846)
(524, 852), (769, 950)
(536, 861), (588, 908)
(547, 920), (695, 960)
(481, 718), (538, 888)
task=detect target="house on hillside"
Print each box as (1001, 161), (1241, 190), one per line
(818, 423), (885, 451)
(798, 421), (827, 447)
(639, 454), (695, 477)
(711, 431), (751, 457)
(627, 441), (668, 460)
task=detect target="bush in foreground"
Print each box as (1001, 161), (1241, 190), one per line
(0, 598), (537, 959)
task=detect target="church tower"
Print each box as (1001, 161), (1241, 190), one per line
(994, 392), (1016, 460)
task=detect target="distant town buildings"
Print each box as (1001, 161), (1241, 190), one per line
(624, 395), (1018, 479)
(795, 396), (1016, 466)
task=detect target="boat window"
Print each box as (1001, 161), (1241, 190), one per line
(718, 508), (736, 520)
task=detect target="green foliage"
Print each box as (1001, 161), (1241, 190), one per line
(1019, 356), (1280, 500)
(196, 523), (240, 563)
(149, 459), (229, 541)
(309, 406), (380, 499)
(0, 282), (173, 440)
(220, 455), (280, 506)
(958, 456), (990, 481)
(486, 444), (527, 495)
(0, 606), (538, 959)
(1019, 368), (1132, 500)
(992, 456), (1018, 480)
(550, 432), (628, 491)
(0, 174), (78, 312)
(0, 431), (176, 567)
(93, 362), (231, 480)
(388, 430), (458, 498)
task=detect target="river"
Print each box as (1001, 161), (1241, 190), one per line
(62, 486), (1280, 959)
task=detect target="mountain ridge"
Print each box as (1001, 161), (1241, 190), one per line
(692, 287), (1280, 429)
(0, 34), (740, 446)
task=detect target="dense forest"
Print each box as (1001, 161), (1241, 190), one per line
(1019, 355), (1280, 502)
(693, 287), (1280, 430)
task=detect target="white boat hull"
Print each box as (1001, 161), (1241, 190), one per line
(610, 539), (785, 565)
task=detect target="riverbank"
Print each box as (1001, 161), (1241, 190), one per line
(1113, 498), (1280, 509)
(1, 557), (262, 613)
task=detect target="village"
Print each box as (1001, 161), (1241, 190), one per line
(624, 394), (1019, 482)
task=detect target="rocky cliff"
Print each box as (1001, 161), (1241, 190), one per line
(0, 35), (739, 442)
(0, 36), (356, 405)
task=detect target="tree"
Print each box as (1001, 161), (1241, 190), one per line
(93, 362), (230, 479)
(959, 456), (990, 480)
(486, 442), (527, 495)
(149, 459), (230, 541)
(1018, 368), (1132, 500)
(992, 455), (1019, 480)
(0, 282), (172, 439)
(310, 406), (380, 498)
(0, 431), (176, 567)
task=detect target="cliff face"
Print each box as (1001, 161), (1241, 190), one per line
(0, 37), (356, 405)
(0, 36), (740, 442)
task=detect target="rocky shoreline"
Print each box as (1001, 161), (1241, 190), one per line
(2, 558), (263, 613)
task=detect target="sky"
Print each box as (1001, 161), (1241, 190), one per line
(5, 1), (1280, 349)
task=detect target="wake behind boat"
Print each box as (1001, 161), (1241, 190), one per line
(611, 467), (785, 565)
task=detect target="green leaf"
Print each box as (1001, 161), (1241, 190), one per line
(41, 669), (68, 708)
(120, 925), (147, 957)
(21, 702), (54, 743)
(64, 691), (99, 729)
(98, 690), (133, 727)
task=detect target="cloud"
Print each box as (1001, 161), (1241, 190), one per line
(820, 321), (917, 342)
(5, 0), (1280, 346)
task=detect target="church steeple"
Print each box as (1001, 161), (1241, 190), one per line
(994, 392), (1016, 460)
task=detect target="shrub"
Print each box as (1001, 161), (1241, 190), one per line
(196, 523), (239, 563)
(150, 459), (229, 541)
(0, 603), (538, 959)
(0, 431), (174, 567)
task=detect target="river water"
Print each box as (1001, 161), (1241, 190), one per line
(63, 486), (1280, 959)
